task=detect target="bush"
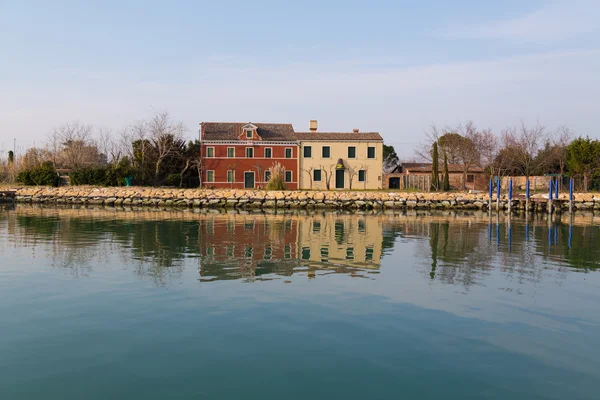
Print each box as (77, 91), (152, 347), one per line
(17, 162), (58, 186)
(70, 167), (108, 186)
(164, 173), (181, 187)
(71, 159), (137, 186)
(266, 162), (288, 190)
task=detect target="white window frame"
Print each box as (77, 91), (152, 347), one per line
(206, 147), (215, 158)
(358, 170), (366, 182)
(227, 170), (235, 183)
(246, 147), (254, 158)
(264, 170), (271, 182)
(246, 130), (253, 139)
(348, 146), (356, 159)
(303, 145), (312, 158)
(264, 147), (273, 158)
(285, 147), (293, 159)
(322, 146), (331, 159)
(206, 170), (215, 183)
(313, 169), (322, 182)
(227, 147), (235, 158)
(285, 170), (293, 183)
(367, 146), (376, 159)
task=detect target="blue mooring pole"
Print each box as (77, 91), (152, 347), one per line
(548, 179), (553, 214)
(496, 178), (501, 212)
(488, 179), (493, 213)
(508, 179), (513, 214)
(569, 178), (574, 214)
(555, 178), (559, 199)
(526, 179), (531, 212)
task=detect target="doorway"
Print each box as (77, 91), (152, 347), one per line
(244, 172), (255, 189)
(389, 177), (400, 189)
(335, 169), (345, 189)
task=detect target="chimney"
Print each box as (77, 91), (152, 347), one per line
(353, 128), (359, 133)
(309, 120), (318, 132)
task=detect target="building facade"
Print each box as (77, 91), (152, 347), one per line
(384, 163), (488, 191)
(200, 122), (299, 189)
(296, 130), (384, 190)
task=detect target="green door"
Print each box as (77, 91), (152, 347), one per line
(244, 172), (255, 189)
(335, 170), (345, 189)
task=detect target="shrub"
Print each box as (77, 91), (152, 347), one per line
(266, 162), (288, 190)
(17, 162), (58, 186)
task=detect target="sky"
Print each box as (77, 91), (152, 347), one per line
(1, 0), (599, 158)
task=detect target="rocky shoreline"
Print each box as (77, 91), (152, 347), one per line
(2, 186), (599, 212)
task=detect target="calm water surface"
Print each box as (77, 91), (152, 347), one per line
(1, 205), (599, 399)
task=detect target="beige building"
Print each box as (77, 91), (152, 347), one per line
(296, 124), (384, 190)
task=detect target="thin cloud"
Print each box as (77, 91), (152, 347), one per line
(443, 0), (600, 41)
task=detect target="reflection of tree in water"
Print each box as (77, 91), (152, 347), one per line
(6, 207), (599, 288)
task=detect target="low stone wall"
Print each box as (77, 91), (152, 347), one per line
(3, 186), (600, 212)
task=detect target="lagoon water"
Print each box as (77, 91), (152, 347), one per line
(1, 205), (599, 399)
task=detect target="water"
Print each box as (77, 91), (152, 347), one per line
(1, 205), (599, 399)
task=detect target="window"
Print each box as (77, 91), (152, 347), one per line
(246, 130), (253, 139)
(206, 147), (215, 158)
(227, 170), (235, 183)
(313, 221), (321, 233)
(367, 146), (376, 159)
(322, 146), (331, 158)
(467, 174), (475, 183)
(206, 170), (215, 182)
(313, 169), (322, 182)
(264, 148), (272, 158)
(246, 147), (254, 158)
(285, 170), (292, 182)
(301, 247), (311, 260)
(264, 170), (271, 182)
(303, 146), (312, 158)
(285, 148), (293, 158)
(348, 146), (356, 159)
(227, 147), (235, 158)
(358, 170), (366, 182)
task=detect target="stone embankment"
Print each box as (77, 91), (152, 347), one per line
(2, 187), (599, 212)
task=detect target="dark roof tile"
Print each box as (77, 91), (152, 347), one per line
(202, 122), (296, 141)
(295, 132), (383, 141)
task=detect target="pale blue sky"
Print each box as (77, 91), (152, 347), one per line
(1, 0), (599, 158)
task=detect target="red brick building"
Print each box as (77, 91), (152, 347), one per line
(200, 122), (298, 189)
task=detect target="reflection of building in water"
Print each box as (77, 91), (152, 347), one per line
(197, 213), (382, 281)
(296, 215), (382, 267)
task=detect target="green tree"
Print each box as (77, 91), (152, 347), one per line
(8, 151), (14, 164)
(383, 144), (399, 172)
(431, 142), (440, 191)
(566, 137), (600, 191)
(442, 152), (450, 191)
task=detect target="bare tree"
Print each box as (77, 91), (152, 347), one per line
(501, 121), (547, 178)
(347, 164), (360, 190)
(148, 112), (186, 184)
(321, 165), (334, 190)
(48, 121), (101, 169)
(302, 167), (314, 190)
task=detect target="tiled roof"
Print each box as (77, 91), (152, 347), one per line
(202, 122), (296, 141)
(295, 132), (383, 141)
(399, 163), (485, 173)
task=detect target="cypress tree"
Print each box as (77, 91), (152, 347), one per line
(8, 151), (14, 164)
(431, 142), (440, 191)
(443, 152), (450, 191)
